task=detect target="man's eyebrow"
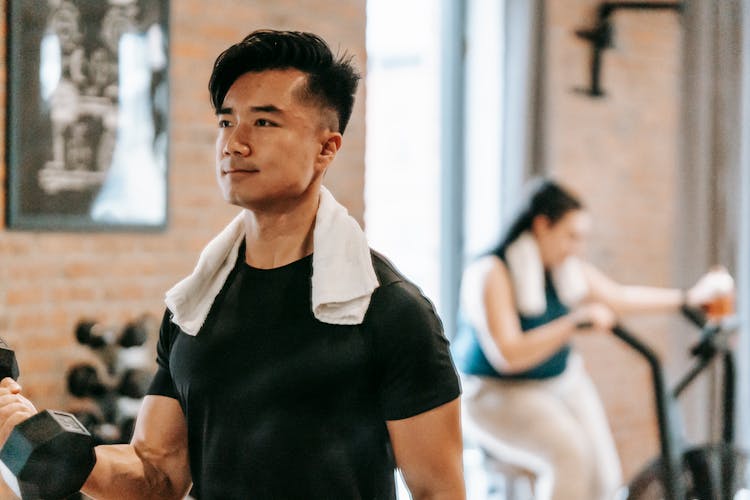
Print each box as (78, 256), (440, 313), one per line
(216, 105), (284, 116)
(249, 105), (283, 114)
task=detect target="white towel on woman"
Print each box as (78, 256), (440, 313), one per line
(165, 186), (379, 335)
(504, 232), (588, 316)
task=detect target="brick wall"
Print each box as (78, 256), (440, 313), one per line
(0, 0), (366, 414)
(546, 0), (682, 480)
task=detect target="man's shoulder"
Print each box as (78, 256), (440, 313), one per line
(368, 249), (439, 317)
(370, 249), (424, 299)
(370, 249), (404, 288)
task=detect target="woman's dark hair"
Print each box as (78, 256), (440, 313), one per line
(209, 29), (361, 134)
(490, 178), (584, 258)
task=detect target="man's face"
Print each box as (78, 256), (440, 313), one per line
(215, 69), (338, 210)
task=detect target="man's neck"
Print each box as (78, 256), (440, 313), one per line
(241, 189), (320, 269)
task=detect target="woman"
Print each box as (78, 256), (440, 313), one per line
(452, 178), (733, 500)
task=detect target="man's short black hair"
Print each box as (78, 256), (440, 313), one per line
(209, 29), (361, 134)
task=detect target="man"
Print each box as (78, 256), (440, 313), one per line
(0, 30), (464, 499)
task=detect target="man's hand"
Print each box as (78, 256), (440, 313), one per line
(0, 377), (37, 448)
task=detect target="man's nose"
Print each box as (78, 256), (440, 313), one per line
(224, 124), (251, 156)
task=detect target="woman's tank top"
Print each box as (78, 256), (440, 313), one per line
(452, 271), (571, 380)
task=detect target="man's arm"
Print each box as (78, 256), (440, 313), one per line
(387, 398), (465, 500)
(81, 395), (191, 500)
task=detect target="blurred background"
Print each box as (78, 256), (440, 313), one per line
(0, 0), (748, 498)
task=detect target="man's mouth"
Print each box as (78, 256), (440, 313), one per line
(223, 166), (260, 175)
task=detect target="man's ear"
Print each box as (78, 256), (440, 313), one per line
(318, 133), (342, 166)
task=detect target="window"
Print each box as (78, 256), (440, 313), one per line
(463, 0), (505, 261)
(366, 0), (507, 334)
(365, 0), (443, 312)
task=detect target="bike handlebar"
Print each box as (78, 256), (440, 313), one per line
(680, 304), (708, 329)
(679, 305), (740, 359)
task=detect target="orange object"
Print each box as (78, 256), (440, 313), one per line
(704, 292), (735, 319)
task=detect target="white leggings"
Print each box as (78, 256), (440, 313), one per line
(461, 355), (622, 500)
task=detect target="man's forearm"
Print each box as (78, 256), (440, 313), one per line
(81, 444), (190, 500)
(412, 486), (467, 500)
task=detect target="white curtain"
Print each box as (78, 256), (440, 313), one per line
(678, 0), (749, 447)
(500, 0), (546, 217)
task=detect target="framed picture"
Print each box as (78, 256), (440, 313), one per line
(6, 0), (169, 231)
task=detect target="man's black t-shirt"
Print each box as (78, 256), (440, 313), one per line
(148, 246), (461, 499)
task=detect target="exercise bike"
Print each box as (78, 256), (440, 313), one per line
(615, 305), (749, 500)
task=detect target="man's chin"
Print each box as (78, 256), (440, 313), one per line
(225, 193), (282, 212)
(222, 184), (319, 212)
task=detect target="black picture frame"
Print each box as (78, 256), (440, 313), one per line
(6, 0), (170, 231)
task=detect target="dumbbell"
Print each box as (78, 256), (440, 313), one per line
(75, 317), (149, 349)
(67, 364), (108, 398)
(67, 364), (151, 400)
(117, 368), (152, 400)
(0, 339), (96, 499)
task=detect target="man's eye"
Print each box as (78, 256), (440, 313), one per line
(218, 119), (232, 128)
(256, 119), (276, 127)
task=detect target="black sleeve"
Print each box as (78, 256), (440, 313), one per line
(368, 281), (462, 421)
(146, 308), (179, 400)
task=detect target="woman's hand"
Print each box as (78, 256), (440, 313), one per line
(685, 266), (734, 309)
(570, 302), (617, 331)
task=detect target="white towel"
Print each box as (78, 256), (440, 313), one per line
(504, 232), (588, 316)
(165, 186), (379, 336)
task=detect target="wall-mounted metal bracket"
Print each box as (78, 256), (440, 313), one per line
(574, 1), (682, 98)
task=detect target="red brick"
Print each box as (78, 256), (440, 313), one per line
(50, 285), (98, 303)
(5, 287), (42, 307)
